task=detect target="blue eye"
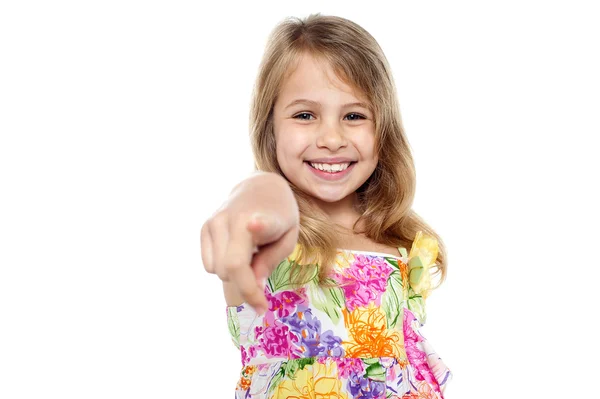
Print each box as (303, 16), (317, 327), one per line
(293, 112), (366, 121)
(294, 112), (314, 120)
(345, 113), (366, 121)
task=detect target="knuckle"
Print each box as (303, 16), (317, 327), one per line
(232, 214), (253, 232)
(200, 245), (210, 261)
(202, 261), (213, 273)
(225, 261), (245, 272)
(215, 268), (229, 281)
(211, 209), (229, 222)
(201, 219), (211, 233)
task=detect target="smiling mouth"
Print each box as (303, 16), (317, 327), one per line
(304, 161), (357, 175)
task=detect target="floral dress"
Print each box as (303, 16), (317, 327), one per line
(226, 231), (452, 398)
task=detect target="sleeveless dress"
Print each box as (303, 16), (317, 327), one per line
(226, 231), (452, 399)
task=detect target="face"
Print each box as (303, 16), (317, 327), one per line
(272, 53), (378, 210)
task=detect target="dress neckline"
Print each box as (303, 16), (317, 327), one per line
(335, 247), (405, 259)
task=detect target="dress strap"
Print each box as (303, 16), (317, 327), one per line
(397, 246), (408, 259)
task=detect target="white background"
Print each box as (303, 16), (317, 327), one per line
(1, 1), (599, 398)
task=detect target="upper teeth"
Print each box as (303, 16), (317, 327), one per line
(309, 162), (351, 172)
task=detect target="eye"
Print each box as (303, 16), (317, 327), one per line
(293, 112), (315, 120)
(345, 113), (366, 121)
(293, 112), (367, 121)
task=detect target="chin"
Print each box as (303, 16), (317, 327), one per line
(310, 189), (355, 203)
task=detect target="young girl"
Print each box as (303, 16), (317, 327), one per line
(201, 13), (452, 398)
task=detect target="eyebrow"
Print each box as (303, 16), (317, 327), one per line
(285, 99), (371, 110)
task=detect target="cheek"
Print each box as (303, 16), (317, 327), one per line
(277, 129), (307, 159)
(355, 134), (377, 160)
(275, 141), (298, 176)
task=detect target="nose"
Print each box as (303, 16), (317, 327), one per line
(316, 118), (347, 151)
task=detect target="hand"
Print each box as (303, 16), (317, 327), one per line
(200, 172), (299, 315)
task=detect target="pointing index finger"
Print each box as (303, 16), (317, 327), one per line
(233, 264), (268, 315)
(226, 219), (268, 314)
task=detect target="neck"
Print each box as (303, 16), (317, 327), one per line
(310, 192), (364, 234)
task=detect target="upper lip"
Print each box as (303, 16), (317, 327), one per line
(306, 157), (356, 163)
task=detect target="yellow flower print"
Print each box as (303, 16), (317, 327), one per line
(335, 251), (354, 271)
(341, 304), (406, 360)
(408, 231), (439, 299)
(271, 361), (349, 399)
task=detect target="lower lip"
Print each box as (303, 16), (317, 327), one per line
(305, 162), (356, 181)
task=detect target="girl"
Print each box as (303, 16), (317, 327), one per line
(201, 13), (452, 398)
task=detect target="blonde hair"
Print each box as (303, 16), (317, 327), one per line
(249, 13), (447, 289)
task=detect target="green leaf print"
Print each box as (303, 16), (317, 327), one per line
(407, 293), (427, 325)
(267, 258), (292, 292)
(267, 367), (284, 396)
(385, 257), (400, 269)
(408, 255), (425, 288)
(267, 358), (317, 395)
(364, 360), (386, 382)
(307, 276), (345, 325)
(381, 270), (403, 329)
(226, 307), (240, 349)
(267, 259), (318, 292)
(285, 358), (316, 379)
(362, 358), (379, 365)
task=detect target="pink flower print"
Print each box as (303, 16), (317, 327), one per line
(403, 309), (441, 394)
(335, 255), (393, 311)
(240, 344), (259, 366)
(336, 357), (365, 379)
(342, 281), (373, 311)
(256, 320), (300, 358)
(266, 287), (307, 318)
(316, 357), (365, 379)
(241, 345), (249, 366)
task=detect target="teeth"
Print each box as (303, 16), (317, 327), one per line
(309, 162), (351, 172)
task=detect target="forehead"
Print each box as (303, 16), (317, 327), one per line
(278, 53), (367, 104)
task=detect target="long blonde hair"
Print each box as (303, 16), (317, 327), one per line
(249, 13), (447, 289)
